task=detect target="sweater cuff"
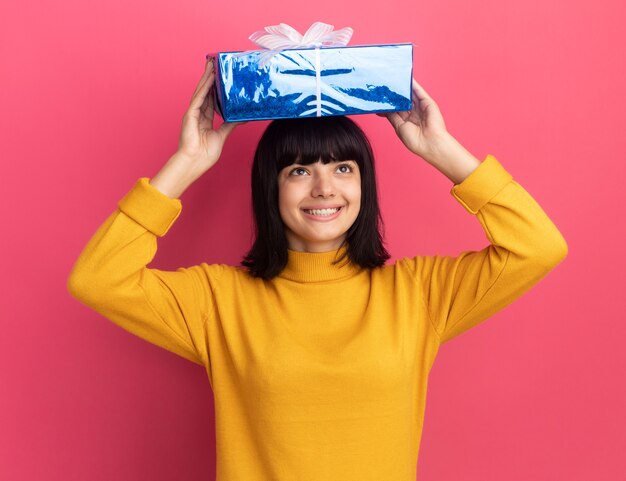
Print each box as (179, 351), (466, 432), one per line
(450, 154), (513, 215)
(117, 177), (182, 237)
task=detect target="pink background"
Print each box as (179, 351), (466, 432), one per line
(1, 0), (624, 479)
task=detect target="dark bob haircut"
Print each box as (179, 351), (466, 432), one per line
(241, 115), (390, 280)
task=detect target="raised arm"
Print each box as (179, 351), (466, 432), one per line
(67, 178), (213, 365)
(67, 56), (245, 365)
(407, 152), (568, 343)
(382, 79), (568, 344)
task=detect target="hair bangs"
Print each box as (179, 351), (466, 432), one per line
(273, 118), (365, 172)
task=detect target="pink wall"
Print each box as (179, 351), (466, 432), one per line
(2, 0), (624, 479)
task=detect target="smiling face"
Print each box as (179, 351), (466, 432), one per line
(277, 158), (361, 252)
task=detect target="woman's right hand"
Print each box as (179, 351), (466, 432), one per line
(176, 57), (246, 176)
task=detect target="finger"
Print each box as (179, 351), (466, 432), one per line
(411, 88), (423, 113)
(411, 80), (438, 118)
(218, 120), (247, 139)
(385, 111), (404, 130)
(199, 85), (215, 119)
(190, 60), (215, 106)
(192, 58), (214, 97)
(189, 79), (215, 127)
(412, 78), (432, 102)
(190, 70), (215, 114)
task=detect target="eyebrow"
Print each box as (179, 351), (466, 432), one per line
(289, 159), (357, 166)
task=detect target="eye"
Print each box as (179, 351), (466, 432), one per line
(336, 163), (353, 173)
(288, 167), (308, 176)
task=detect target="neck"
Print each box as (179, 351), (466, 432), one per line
(278, 244), (362, 283)
(284, 230), (347, 253)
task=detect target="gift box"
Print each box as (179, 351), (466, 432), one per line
(209, 23), (413, 122)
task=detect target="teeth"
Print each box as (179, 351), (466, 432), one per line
(304, 207), (340, 216)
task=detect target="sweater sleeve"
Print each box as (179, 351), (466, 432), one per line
(67, 177), (217, 366)
(404, 154), (568, 345)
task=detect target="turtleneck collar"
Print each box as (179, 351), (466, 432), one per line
(278, 245), (363, 283)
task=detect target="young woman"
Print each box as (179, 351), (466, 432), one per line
(68, 57), (568, 480)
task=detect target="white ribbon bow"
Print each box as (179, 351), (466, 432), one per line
(249, 22), (353, 66)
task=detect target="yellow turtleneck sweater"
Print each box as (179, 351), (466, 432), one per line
(67, 154), (568, 480)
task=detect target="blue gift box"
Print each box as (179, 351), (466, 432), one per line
(209, 43), (413, 122)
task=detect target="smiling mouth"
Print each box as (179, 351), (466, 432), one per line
(301, 206), (343, 216)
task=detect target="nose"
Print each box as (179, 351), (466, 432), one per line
(311, 170), (335, 198)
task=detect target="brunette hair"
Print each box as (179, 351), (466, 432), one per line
(241, 116), (390, 279)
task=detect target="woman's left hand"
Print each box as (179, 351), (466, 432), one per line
(378, 79), (450, 162)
